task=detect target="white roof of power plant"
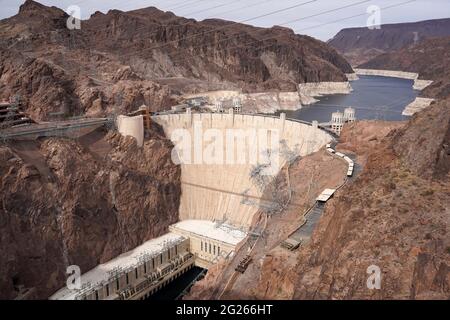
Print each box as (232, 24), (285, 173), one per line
(170, 220), (247, 246)
(49, 232), (185, 300)
(316, 188), (336, 202)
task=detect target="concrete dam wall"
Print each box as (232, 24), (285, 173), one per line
(298, 82), (353, 105)
(152, 112), (333, 229)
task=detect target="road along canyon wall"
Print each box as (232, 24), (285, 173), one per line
(152, 113), (333, 229)
(183, 81), (353, 114)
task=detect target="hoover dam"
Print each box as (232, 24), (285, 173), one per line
(152, 111), (333, 228)
(50, 111), (334, 300)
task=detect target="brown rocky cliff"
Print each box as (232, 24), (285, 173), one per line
(0, 47), (174, 121)
(0, 48), (81, 121)
(203, 102), (449, 300)
(0, 126), (181, 299)
(392, 98), (450, 179)
(83, 8), (352, 89)
(292, 99), (450, 299)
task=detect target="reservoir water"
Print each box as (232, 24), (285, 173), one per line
(277, 75), (418, 122)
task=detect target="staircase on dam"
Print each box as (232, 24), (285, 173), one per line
(280, 143), (359, 251)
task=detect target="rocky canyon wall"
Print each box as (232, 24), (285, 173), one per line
(292, 99), (450, 299)
(0, 125), (181, 299)
(358, 36), (450, 100)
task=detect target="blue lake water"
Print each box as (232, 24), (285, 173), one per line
(277, 75), (418, 122)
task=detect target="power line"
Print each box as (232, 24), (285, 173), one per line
(236, 0), (418, 52)
(278, 0), (371, 26)
(74, 0), (416, 71)
(68, 0), (276, 49)
(123, 0), (249, 38)
(164, 0), (373, 64)
(167, 0), (209, 11)
(71, 0), (186, 11)
(135, 0), (320, 63)
(207, 0), (275, 18)
(182, 0), (243, 17)
(4, 0), (211, 49)
(86, 0), (274, 37)
(5, 0), (420, 95)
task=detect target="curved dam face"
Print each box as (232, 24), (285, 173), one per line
(152, 112), (333, 229)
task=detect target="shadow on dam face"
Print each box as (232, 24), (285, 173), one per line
(145, 266), (206, 300)
(152, 113), (333, 230)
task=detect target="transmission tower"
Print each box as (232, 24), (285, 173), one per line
(0, 95), (21, 142)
